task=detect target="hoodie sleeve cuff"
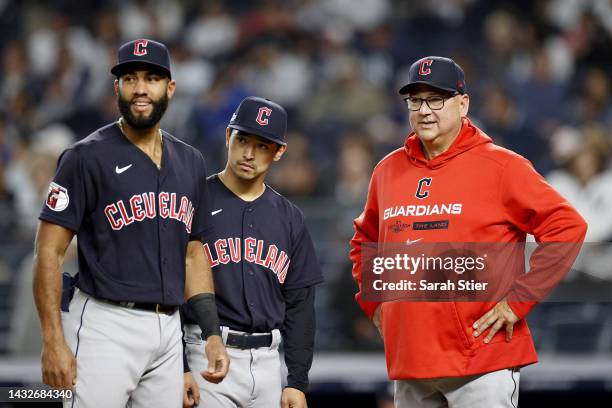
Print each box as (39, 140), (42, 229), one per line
(507, 301), (537, 320)
(356, 293), (380, 320)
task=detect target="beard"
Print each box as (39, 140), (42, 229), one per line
(117, 92), (169, 129)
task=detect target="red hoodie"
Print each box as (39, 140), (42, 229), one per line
(350, 118), (587, 379)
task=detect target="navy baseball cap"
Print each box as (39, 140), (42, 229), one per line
(399, 56), (466, 95)
(228, 96), (287, 146)
(111, 39), (172, 79)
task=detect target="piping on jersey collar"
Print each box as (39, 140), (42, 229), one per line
(215, 173), (269, 204)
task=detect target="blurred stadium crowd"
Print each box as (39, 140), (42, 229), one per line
(1, 0), (612, 358)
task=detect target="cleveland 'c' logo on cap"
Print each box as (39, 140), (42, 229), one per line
(133, 39), (149, 56)
(419, 59), (433, 76)
(256, 107), (272, 126)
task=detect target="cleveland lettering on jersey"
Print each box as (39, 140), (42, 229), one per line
(104, 191), (195, 232)
(203, 238), (290, 283)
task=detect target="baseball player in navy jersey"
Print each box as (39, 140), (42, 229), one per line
(32, 39), (229, 408)
(181, 96), (323, 408)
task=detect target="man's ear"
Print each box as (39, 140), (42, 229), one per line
(225, 128), (231, 148)
(114, 79), (119, 95)
(460, 94), (470, 117)
(166, 79), (177, 99)
(273, 145), (287, 161)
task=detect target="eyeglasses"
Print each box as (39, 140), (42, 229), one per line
(404, 94), (458, 111)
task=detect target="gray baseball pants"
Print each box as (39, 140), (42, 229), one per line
(61, 289), (183, 408)
(394, 367), (520, 408)
(184, 324), (283, 408)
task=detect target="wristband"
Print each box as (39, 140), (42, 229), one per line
(186, 293), (222, 339)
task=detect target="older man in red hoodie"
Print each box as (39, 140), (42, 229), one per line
(350, 56), (587, 407)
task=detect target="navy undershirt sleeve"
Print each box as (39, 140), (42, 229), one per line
(281, 285), (316, 392)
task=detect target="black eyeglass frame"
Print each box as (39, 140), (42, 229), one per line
(404, 92), (459, 111)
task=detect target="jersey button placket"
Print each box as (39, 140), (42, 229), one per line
(242, 206), (255, 317)
(246, 206), (254, 229)
(157, 173), (167, 304)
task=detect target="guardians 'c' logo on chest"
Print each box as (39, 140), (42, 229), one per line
(415, 177), (432, 199)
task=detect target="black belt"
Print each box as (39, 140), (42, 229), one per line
(226, 332), (272, 349)
(98, 298), (178, 315)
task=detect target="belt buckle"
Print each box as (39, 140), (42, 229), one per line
(155, 304), (162, 313)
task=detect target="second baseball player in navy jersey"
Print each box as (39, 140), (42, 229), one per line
(183, 96), (323, 408)
(201, 173), (322, 332)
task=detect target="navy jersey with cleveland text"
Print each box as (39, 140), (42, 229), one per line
(39, 122), (212, 305)
(199, 174), (323, 333)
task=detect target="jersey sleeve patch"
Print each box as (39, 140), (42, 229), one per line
(45, 182), (70, 212)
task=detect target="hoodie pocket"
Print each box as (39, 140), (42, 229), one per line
(450, 302), (474, 349)
(454, 301), (509, 348)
